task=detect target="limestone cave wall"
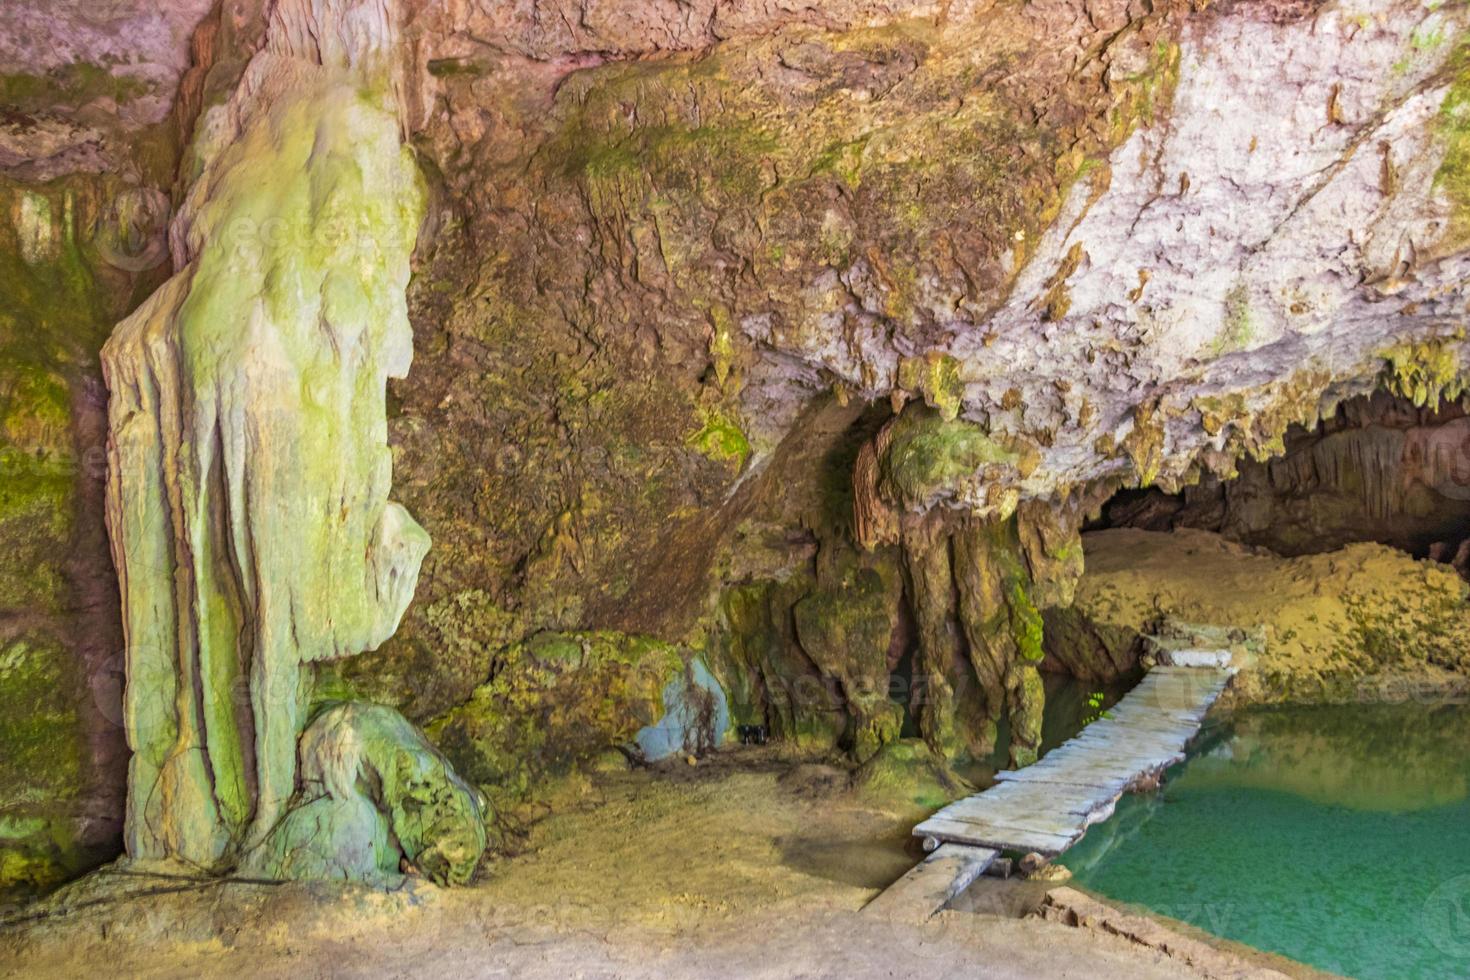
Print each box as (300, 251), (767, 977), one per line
(4, 0), (1470, 893)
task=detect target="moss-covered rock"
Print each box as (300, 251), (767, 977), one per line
(0, 62), (151, 114)
(0, 635), (90, 896)
(1434, 33), (1470, 249)
(792, 553), (904, 763)
(896, 352), (964, 423)
(950, 517), (1053, 768)
(0, 170), (165, 895)
(899, 515), (972, 763)
(1379, 338), (1466, 408)
(880, 406), (1020, 514)
(429, 631), (685, 807)
(705, 577), (848, 749)
(851, 738), (974, 814)
(252, 702), (487, 886)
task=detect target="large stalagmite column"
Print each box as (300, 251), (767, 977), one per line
(100, 0), (474, 877)
(857, 404), (1079, 769)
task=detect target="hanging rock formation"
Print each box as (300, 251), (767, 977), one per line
(99, 0), (481, 880)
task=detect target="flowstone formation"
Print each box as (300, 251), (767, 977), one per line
(100, 0), (482, 882)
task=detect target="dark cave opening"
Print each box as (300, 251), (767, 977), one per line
(1086, 391), (1470, 573)
(889, 639), (919, 741)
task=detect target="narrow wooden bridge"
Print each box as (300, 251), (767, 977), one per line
(865, 663), (1232, 921)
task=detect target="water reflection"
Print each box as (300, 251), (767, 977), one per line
(1059, 700), (1470, 979)
(1178, 702), (1470, 812)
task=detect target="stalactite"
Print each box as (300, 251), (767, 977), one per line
(1265, 426), (1405, 520)
(852, 415), (899, 551)
(1258, 412), (1470, 523)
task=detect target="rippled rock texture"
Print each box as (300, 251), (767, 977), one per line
(99, 0), (480, 880)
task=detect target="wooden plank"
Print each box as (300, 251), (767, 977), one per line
(912, 816), (1078, 855)
(915, 666), (1230, 856)
(1002, 768), (1173, 787)
(1022, 746), (1185, 768)
(991, 773), (1133, 795)
(1066, 734), (1189, 751)
(934, 803), (1090, 835)
(1159, 648), (1232, 668)
(1024, 748), (1185, 770)
(1025, 757), (1183, 778)
(938, 801), (1097, 834)
(1018, 745), (1164, 763)
(863, 844), (998, 922)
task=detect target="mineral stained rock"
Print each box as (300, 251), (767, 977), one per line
(99, 0), (480, 881)
(792, 555), (904, 764)
(0, 173), (157, 893)
(634, 659), (731, 762)
(253, 702), (487, 886)
(361, 0), (1470, 776)
(430, 631), (687, 805)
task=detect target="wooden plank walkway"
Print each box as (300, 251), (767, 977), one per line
(862, 844), (998, 922)
(911, 665), (1232, 856)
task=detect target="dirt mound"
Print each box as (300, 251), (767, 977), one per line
(1075, 529), (1470, 704)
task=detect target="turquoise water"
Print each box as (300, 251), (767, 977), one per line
(1061, 702), (1470, 980)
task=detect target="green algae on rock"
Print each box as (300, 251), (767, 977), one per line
(252, 703), (487, 887)
(792, 556), (904, 764)
(98, 0), (481, 884)
(0, 169), (169, 894)
(0, 636), (90, 894)
(880, 406), (1021, 515)
(851, 738), (974, 814)
(430, 631), (685, 809)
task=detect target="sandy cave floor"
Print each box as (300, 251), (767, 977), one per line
(0, 749), (1316, 979)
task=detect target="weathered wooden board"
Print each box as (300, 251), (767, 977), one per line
(912, 666), (1230, 856)
(863, 844), (998, 922)
(915, 816), (1079, 856)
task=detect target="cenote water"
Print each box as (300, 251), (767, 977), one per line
(1060, 701), (1470, 979)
